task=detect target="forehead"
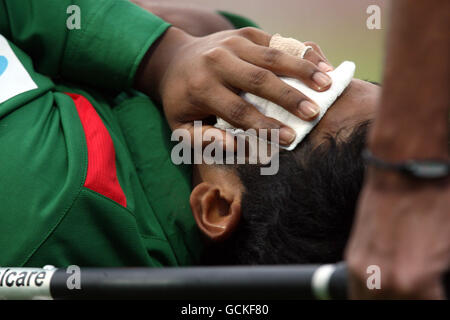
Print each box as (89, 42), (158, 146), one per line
(310, 79), (381, 144)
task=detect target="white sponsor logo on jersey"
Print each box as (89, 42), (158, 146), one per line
(0, 34), (38, 104)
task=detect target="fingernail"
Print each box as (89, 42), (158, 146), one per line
(318, 61), (333, 72)
(279, 127), (296, 145)
(312, 72), (332, 88)
(299, 100), (319, 119)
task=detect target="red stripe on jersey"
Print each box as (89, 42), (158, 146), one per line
(65, 92), (127, 207)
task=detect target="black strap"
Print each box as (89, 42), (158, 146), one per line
(362, 149), (450, 179)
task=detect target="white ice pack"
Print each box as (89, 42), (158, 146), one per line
(216, 61), (356, 150)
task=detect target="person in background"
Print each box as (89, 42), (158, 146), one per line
(345, 0), (449, 299)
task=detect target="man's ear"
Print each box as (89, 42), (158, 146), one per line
(190, 182), (241, 242)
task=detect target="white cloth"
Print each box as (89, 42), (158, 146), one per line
(215, 61), (356, 150)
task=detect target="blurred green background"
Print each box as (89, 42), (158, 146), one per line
(162, 0), (388, 82)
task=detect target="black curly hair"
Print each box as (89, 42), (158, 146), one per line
(204, 121), (370, 265)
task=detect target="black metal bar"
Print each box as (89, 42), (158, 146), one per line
(1, 264), (445, 300)
(50, 264), (347, 300)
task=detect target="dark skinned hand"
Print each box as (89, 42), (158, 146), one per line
(136, 26), (332, 147)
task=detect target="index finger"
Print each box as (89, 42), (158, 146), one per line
(236, 28), (333, 73)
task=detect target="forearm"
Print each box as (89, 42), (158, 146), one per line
(346, 0), (450, 299)
(131, 0), (234, 36)
(369, 0), (449, 161)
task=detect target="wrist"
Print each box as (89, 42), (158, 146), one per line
(135, 26), (192, 101)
